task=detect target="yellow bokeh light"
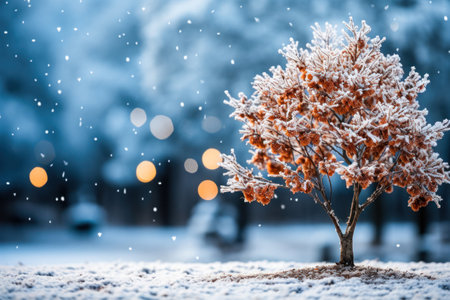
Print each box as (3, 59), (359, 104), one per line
(202, 148), (222, 170)
(29, 167), (48, 188)
(136, 161), (156, 183)
(198, 180), (218, 200)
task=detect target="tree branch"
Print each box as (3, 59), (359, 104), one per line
(346, 183), (361, 235)
(322, 141), (352, 165)
(311, 191), (343, 238)
(360, 183), (386, 211)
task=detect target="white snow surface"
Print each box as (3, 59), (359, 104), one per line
(1, 260), (449, 299)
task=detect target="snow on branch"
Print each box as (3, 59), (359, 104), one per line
(220, 149), (280, 205)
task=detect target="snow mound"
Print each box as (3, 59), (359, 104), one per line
(211, 264), (434, 283)
(0, 261), (449, 299)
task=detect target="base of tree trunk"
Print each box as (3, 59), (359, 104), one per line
(338, 235), (354, 267)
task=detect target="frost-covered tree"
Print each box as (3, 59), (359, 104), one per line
(220, 18), (450, 266)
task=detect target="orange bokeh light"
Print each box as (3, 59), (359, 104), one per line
(136, 161), (156, 183)
(201, 148), (222, 170)
(198, 180), (218, 200)
(29, 167), (48, 188)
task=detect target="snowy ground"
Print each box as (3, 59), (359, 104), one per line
(1, 260), (449, 299)
(1, 223), (449, 299)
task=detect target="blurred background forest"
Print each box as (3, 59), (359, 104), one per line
(0, 0), (450, 264)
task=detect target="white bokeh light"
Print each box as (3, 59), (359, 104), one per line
(201, 116), (222, 133)
(184, 158), (198, 173)
(150, 115), (174, 140)
(130, 108), (147, 127)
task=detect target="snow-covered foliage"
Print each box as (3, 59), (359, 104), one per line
(221, 18), (450, 265)
(222, 18), (450, 210)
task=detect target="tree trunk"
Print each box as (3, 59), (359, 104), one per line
(339, 233), (354, 266)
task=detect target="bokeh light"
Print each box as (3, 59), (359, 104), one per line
(184, 158), (198, 174)
(198, 180), (218, 200)
(130, 108), (147, 127)
(202, 148), (222, 170)
(136, 160), (156, 183)
(201, 116), (222, 133)
(29, 167), (48, 188)
(150, 115), (174, 140)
